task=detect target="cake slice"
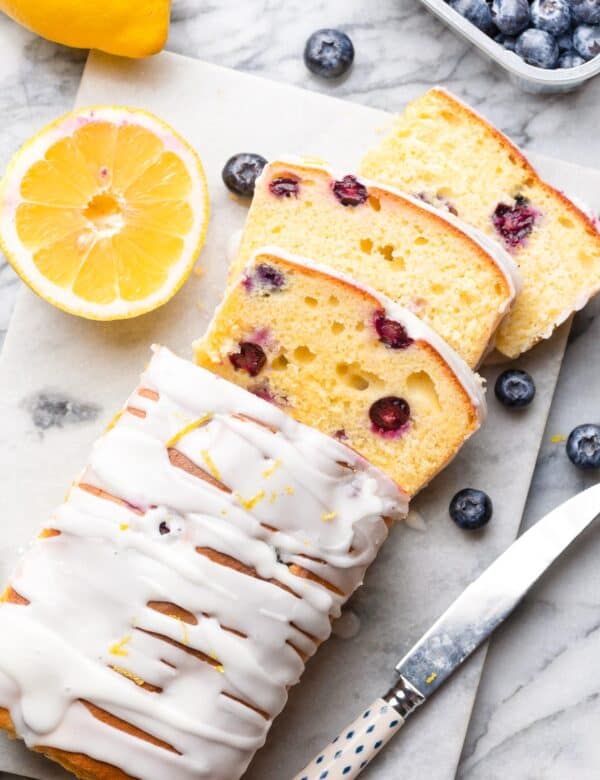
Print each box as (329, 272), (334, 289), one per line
(360, 88), (600, 359)
(194, 249), (486, 496)
(230, 158), (519, 368)
(0, 346), (404, 780)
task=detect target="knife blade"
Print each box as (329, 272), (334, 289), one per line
(293, 483), (600, 780)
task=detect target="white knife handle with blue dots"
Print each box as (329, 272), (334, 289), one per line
(293, 678), (424, 779)
(293, 699), (403, 780)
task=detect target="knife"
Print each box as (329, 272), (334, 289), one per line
(293, 483), (600, 780)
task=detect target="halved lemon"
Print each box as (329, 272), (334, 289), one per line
(0, 106), (209, 320)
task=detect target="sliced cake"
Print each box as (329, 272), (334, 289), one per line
(360, 88), (600, 359)
(229, 157), (519, 368)
(194, 249), (486, 496)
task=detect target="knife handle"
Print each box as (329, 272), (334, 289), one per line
(293, 676), (424, 780)
(292, 698), (403, 780)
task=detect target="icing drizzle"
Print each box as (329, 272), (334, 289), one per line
(0, 347), (405, 780)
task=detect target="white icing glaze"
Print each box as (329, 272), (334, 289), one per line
(0, 347), (405, 780)
(269, 155), (522, 305)
(247, 246), (487, 421)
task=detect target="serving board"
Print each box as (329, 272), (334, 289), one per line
(0, 50), (598, 780)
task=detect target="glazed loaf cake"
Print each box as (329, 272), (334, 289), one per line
(360, 88), (600, 359)
(0, 346), (405, 780)
(194, 248), (486, 496)
(230, 158), (519, 368)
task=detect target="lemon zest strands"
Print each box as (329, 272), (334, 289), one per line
(119, 523), (129, 532)
(166, 414), (213, 448)
(321, 511), (337, 522)
(209, 650), (225, 674)
(551, 434), (567, 443)
(426, 672), (437, 685)
(111, 665), (145, 687)
(200, 449), (222, 481)
(285, 486), (295, 495)
(262, 459), (282, 479)
(109, 635), (132, 658)
(105, 410), (123, 432)
(235, 490), (266, 511)
(178, 618), (190, 646)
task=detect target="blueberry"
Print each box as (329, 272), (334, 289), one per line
(566, 424), (600, 469)
(557, 30), (575, 50)
(496, 33), (519, 50)
(492, 194), (538, 248)
(222, 153), (267, 197)
(369, 397), (410, 433)
(374, 312), (413, 349)
(494, 369), (536, 407)
(332, 175), (368, 206)
(228, 342), (267, 377)
(449, 489), (493, 530)
(243, 263), (286, 294)
(570, 0), (600, 24)
(269, 175), (300, 198)
(304, 29), (354, 79)
(531, 0), (572, 34)
(573, 23), (600, 58)
(451, 0), (497, 33)
(516, 28), (560, 66)
(492, 0), (530, 35)
(558, 49), (587, 63)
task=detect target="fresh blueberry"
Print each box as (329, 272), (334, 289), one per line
(557, 30), (575, 50)
(451, 0), (497, 33)
(496, 33), (519, 50)
(531, 0), (572, 34)
(449, 489), (493, 530)
(570, 0), (600, 25)
(494, 369), (536, 407)
(516, 28), (560, 67)
(492, 0), (530, 35)
(304, 29), (354, 79)
(222, 153), (267, 197)
(558, 48), (587, 63)
(573, 23), (600, 58)
(566, 424), (600, 469)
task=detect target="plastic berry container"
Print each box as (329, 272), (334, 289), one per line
(417, 0), (600, 93)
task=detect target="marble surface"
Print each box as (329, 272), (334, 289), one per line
(0, 2), (598, 779)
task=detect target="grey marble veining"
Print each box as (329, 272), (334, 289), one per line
(0, 2), (599, 779)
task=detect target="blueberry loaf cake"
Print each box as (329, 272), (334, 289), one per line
(0, 346), (404, 780)
(360, 88), (600, 359)
(194, 249), (486, 496)
(230, 158), (519, 368)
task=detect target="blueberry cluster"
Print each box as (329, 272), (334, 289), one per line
(448, 0), (600, 68)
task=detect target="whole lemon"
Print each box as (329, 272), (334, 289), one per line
(1, 0), (171, 58)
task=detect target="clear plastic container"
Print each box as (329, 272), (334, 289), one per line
(417, 0), (600, 93)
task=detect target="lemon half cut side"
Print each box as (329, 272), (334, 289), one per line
(0, 105), (209, 320)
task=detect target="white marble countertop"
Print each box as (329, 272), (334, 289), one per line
(1, 1), (599, 778)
